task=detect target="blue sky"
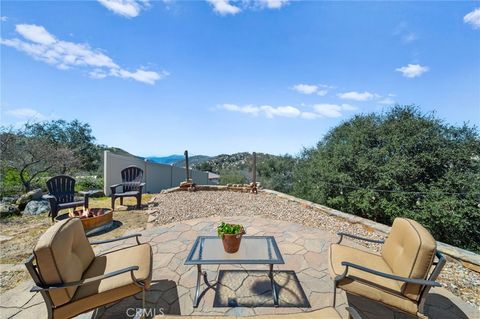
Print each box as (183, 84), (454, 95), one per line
(1, 1), (479, 157)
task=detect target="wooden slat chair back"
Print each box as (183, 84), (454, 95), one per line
(121, 166), (144, 192)
(46, 175), (76, 204)
(44, 175), (89, 221)
(110, 166), (145, 210)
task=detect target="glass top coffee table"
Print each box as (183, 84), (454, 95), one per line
(185, 236), (284, 308)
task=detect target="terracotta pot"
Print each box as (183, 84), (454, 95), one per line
(222, 232), (244, 253)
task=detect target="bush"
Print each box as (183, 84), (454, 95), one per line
(75, 176), (104, 192)
(293, 106), (480, 253)
(219, 170), (247, 185)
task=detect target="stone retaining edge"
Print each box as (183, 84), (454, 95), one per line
(155, 186), (480, 266)
(261, 189), (480, 267)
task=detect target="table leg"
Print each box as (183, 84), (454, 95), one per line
(193, 265), (217, 308)
(193, 264), (202, 308)
(269, 264), (279, 307)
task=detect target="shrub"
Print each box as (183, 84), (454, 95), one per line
(75, 176), (104, 192)
(293, 106), (480, 253)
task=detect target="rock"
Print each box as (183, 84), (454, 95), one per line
(0, 203), (20, 217)
(22, 199), (50, 216)
(1, 196), (19, 204)
(16, 189), (43, 209)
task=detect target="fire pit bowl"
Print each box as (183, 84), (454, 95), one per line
(55, 208), (113, 234)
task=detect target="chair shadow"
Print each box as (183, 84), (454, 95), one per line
(213, 269), (310, 308)
(96, 280), (181, 318)
(346, 292), (469, 319)
(86, 220), (123, 237)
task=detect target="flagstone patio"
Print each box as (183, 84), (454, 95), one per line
(0, 216), (478, 319)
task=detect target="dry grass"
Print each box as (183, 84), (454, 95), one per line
(0, 194), (155, 293)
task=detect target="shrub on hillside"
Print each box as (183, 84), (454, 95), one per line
(75, 176), (104, 193)
(293, 106), (480, 253)
(219, 170), (247, 185)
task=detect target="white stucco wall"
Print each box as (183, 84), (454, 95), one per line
(103, 151), (210, 195)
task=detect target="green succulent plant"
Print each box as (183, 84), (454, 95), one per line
(217, 222), (245, 238)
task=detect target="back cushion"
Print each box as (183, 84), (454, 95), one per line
(381, 218), (436, 300)
(34, 218), (95, 306)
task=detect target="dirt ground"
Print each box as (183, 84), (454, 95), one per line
(0, 194), (155, 293)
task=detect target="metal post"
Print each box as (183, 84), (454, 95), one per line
(184, 150), (190, 181)
(252, 152), (257, 185)
(251, 152), (258, 194)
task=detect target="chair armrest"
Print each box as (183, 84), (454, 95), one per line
(340, 261), (442, 287)
(30, 265), (139, 292)
(90, 233), (142, 245)
(346, 307), (363, 319)
(336, 232), (385, 244)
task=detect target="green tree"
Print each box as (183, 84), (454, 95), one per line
(24, 120), (100, 173)
(293, 106), (480, 252)
(257, 155), (296, 194)
(219, 169), (247, 185)
(1, 120), (100, 192)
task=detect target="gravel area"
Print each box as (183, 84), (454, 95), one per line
(149, 190), (480, 310)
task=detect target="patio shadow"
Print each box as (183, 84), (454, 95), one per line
(213, 270), (310, 308)
(346, 292), (469, 319)
(97, 279), (180, 318)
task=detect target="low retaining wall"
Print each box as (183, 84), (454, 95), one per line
(261, 189), (480, 269)
(158, 186), (480, 268)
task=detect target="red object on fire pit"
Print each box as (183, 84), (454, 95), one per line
(55, 208), (113, 233)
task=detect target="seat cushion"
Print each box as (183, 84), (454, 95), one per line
(382, 218), (436, 300)
(54, 243), (152, 318)
(161, 307), (341, 318)
(34, 218), (94, 307)
(329, 243), (418, 315)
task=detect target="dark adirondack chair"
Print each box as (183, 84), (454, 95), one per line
(110, 166), (145, 210)
(44, 175), (91, 221)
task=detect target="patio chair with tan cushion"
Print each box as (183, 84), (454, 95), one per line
(328, 217), (446, 317)
(25, 218), (152, 319)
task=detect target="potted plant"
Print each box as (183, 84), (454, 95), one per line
(217, 222), (246, 253)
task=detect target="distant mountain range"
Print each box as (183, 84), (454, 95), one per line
(146, 155), (184, 164)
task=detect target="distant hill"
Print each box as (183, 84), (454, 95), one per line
(146, 155), (183, 164)
(192, 152), (280, 173)
(173, 155), (212, 168)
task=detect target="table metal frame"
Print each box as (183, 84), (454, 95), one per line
(185, 236), (284, 308)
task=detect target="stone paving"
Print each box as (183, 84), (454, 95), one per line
(0, 216), (478, 318)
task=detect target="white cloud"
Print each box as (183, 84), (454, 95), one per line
(16, 24), (56, 45)
(5, 108), (56, 121)
(206, 0), (241, 15)
(313, 103), (357, 118)
(337, 91), (377, 101)
(464, 8), (480, 29)
(261, 105), (300, 118)
(395, 64), (429, 78)
(378, 97), (395, 105)
(292, 83), (332, 96)
(218, 102), (358, 119)
(1, 24), (167, 85)
(97, 0), (150, 18)
(0, 16), (7, 22)
(206, 0), (289, 15)
(292, 84), (318, 95)
(257, 0), (289, 9)
(218, 104), (314, 119)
